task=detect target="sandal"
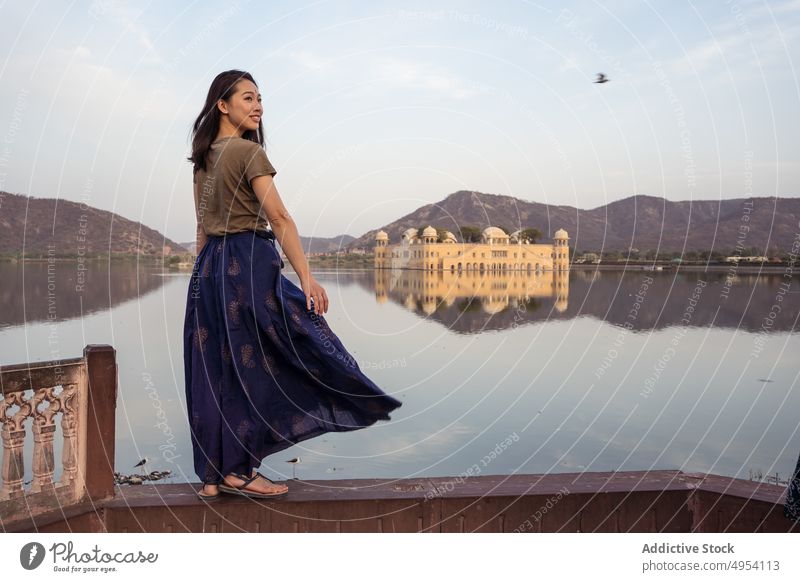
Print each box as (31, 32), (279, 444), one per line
(196, 483), (221, 502)
(219, 471), (288, 498)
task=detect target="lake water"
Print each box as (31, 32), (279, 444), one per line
(1, 261), (798, 488)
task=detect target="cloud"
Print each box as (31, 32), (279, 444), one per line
(671, 34), (747, 74)
(772, 0), (800, 13)
(289, 49), (330, 71)
(559, 54), (580, 72)
(74, 45), (92, 59)
(663, 19), (800, 81)
(2, 41), (184, 147)
(88, 0), (162, 65)
(284, 49), (482, 100)
(367, 56), (483, 100)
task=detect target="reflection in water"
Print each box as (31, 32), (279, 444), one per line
(2, 264), (798, 486)
(374, 268), (568, 334)
(0, 261), (170, 328)
(370, 268), (800, 333)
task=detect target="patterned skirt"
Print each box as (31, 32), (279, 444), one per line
(784, 451), (800, 521)
(183, 230), (402, 484)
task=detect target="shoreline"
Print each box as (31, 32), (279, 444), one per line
(3, 257), (795, 276)
(570, 263), (794, 274)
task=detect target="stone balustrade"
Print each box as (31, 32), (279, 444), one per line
(0, 345), (117, 530)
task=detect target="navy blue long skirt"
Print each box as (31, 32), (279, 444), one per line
(784, 451), (800, 521)
(183, 230), (402, 484)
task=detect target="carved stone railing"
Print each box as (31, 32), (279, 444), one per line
(0, 345), (117, 529)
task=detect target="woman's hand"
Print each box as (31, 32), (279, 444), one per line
(301, 274), (329, 315)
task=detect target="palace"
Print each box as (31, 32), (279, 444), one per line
(374, 226), (570, 272)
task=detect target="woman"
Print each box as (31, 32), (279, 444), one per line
(184, 70), (402, 501)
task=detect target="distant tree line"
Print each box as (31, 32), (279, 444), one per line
(412, 225), (545, 243)
(579, 245), (790, 262)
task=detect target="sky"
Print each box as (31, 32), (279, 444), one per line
(0, 0), (798, 242)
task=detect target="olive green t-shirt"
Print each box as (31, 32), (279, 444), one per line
(193, 136), (277, 236)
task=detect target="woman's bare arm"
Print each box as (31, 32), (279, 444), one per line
(250, 174), (310, 281)
(251, 174), (329, 313)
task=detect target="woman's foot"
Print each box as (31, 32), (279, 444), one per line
(197, 482), (220, 501)
(221, 471), (288, 496)
(201, 483), (219, 495)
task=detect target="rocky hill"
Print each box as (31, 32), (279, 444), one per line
(0, 191), (188, 258)
(180, 233), (356, 255)
(349, 190), (800, 253)
(5, 189), (797, 258)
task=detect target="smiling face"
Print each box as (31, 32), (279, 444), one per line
(217, 79), (263, 137)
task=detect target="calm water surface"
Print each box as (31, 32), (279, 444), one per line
(1, 262), (798, 486)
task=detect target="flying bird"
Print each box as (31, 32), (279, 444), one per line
(594, 73), (609, 83)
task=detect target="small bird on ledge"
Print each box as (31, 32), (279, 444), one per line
(133, 457), (149, 472)
(286, 457), (301, 479)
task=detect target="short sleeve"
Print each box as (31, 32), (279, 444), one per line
(243, 143), (277, 184)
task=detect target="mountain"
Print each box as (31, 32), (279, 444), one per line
(297, 233), (356, 255)
(0, 191), (188, 257)
(180, 234), (356, 255)
(6, 189), (797, 258)
(347, 190), (800, 253)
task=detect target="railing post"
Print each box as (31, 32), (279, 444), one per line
(83, 345), (117, 503)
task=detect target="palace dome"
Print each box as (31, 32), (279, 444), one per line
(375, 230), (388, 241)
(482, 226), (508, 238)
(422, 225), (437, 237)
(481, 227), (510, 244)
(554, 228), (569, 239)
(402, 228), (418, 241)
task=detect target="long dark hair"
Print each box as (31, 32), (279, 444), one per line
(188, 69), (265, 175)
